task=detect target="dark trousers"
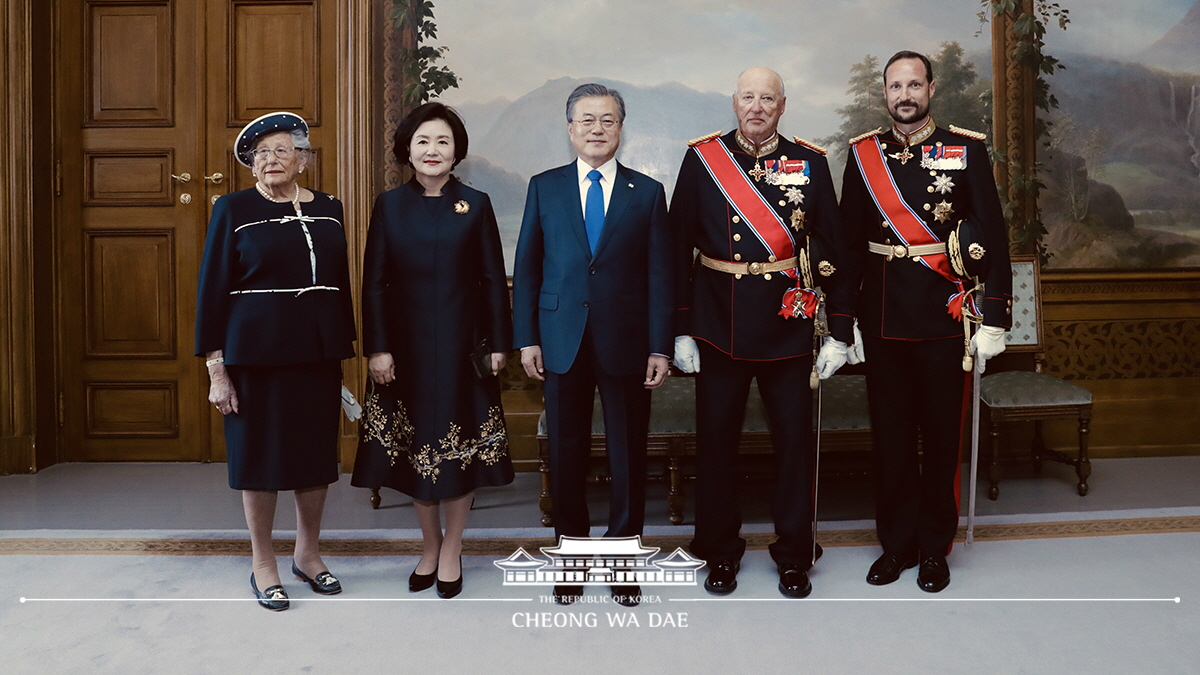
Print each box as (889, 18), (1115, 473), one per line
(690, 342), (817, 567)
(864, 335), (969, 558)
(543, 328), (650, 540)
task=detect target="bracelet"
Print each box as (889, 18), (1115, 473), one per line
(206, 357), (225, 368)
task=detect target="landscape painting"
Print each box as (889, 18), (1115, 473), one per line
(423, 0), (1199, 270)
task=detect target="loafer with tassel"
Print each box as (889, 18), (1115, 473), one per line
(291, 562), (342, 595)
(250, 573), (289, 611)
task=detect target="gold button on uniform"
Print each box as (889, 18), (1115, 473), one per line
(734, 253), (742, 261)
(929, 170), (937, 177)
(912, 256), (922, 263)
(732, 216), (741, 224)
(735, 274), (743, 280)
(927, 186), (935, 193)
(882, 221), (891, 229)
(778, 200), (787, 207)
(763, 273), (772, 280)
(923, 204), (931, 211)
(768, 255), (776, 263)
(733, 234), (741, 241)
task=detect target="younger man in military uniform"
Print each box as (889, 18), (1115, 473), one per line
(823, 51), (1011, 592)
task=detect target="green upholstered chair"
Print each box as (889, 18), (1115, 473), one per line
(978, 255), (1093, 499)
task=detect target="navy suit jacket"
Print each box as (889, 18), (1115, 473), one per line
(512, 160), (674, 376)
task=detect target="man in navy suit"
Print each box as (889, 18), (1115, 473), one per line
(512, 83), (674, 608)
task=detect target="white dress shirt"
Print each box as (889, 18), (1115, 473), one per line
(576, 157), (617, 217)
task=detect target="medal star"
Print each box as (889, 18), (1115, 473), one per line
(784, 187), (805, 205)
(933, 201), (954, 223)
(790, 209), (806, 231)
(932, 173), (955, 195)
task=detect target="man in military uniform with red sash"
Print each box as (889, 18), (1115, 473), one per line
(670, 66), (845, 598)
(824, 51), (1012, 592)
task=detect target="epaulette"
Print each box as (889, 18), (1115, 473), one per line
(949, 125), (987, 142)
(688, 131), (722, 146)
(847, 128), (884, 145)
(792, 136), (827, 156)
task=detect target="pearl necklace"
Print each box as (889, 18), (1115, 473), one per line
(256, 181), (301, 212)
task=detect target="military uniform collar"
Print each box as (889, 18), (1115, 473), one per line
(891, 118), (936, 147)
(735, 130), (780, 158)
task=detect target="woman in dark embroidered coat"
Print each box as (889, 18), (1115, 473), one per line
(351, 102), (514, 599)
(196, 112), (356, 610)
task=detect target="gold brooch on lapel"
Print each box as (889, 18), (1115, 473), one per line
(454, 200), (470, 214)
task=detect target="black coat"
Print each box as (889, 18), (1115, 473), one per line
(832, 124), (1012, 343)
(194, 188), (356, 364)
(670, 132), (843, 360)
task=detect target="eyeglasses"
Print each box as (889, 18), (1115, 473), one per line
(572, 117), (619, 130)
(250, 146), (301, 161)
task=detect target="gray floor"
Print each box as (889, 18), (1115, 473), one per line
(3, 458), (1199, 673)
(2, 456), (1199, 535)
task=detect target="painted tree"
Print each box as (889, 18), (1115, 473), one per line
(391, 0), (460, 105)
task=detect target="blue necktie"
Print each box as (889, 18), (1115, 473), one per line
(584, 169), (604, 254)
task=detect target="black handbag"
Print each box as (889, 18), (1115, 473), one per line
(470, 339), (493, 379)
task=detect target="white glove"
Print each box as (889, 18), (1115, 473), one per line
(673, 335), (700, 373)
(847, 321), (866, 365)
(970, 325), (1007, 373)
(816, 337), (849, 380)
(341, 385), (363, 421)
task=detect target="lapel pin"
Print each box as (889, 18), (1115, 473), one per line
(454, 200), (470, 214)
(628, 183), (634, 188)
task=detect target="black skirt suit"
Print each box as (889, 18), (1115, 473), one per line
(195, 188), (356, 490)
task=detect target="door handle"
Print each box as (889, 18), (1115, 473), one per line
(171, 173), (192, 183)
(204, 173), (224, 185)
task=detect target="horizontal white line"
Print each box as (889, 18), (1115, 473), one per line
(19, 597), (532, 603)
(669, 597), (1182, 603)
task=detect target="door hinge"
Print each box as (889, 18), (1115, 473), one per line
(57, 391), (65, 427)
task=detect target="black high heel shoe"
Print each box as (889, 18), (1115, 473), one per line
(292, 561), (342, 595)
(436, 557), (463, 599)
(250, 573), (289, 611)
(409, 566), (437, 592)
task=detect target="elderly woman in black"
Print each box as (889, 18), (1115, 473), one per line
(196, 112), (355, 611)
(352, 102), (513, 599)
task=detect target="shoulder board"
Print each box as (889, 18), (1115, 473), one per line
(949, 125), (987, 142)
(847, 128), (884, 145)
(792, 136), (827, 156)
(688, 131), (722, 147)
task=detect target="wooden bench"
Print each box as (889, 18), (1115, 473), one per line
(534, 374), (872, 526)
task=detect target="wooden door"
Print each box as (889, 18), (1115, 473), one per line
(56, 0), (338, 462)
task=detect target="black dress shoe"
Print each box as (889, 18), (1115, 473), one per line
(704, 559), (740, 595)
(436, 557), (463, 599)
(866, 551), (919, 586)
(553, 584), (583, 605)
(611, 584), (640, 607)
(250, 573), (289, 612)
(917, 555), (951, 593)
(777, 564), (813, 598)
(292, 561), (342, 595)
(408, 567), (436, 592)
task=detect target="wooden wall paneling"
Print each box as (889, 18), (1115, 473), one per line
(86, 381), (178, 437)
(84, 0), (174, 127)
(84, 229), (175, 357)
(0, 0), (38, 474)
(227, 1), (320, 127)
(1034, 270), (1200, 457)
(84, 149), (175, 206)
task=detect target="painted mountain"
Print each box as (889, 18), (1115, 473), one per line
(1041, 4), (1200, 268)
(450, 77), (733, 271)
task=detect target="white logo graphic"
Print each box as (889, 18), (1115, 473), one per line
(493, 535), (704, 586)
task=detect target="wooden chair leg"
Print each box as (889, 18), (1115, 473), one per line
(538, 440), (553, 527)
(369, 487), (381, 510)
(667, 438), (684, 525)
(988, 417), (1002, 500)
(1077, 414), (1092, 497)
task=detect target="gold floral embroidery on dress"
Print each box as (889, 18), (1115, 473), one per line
(360, 386), (415, 468)
(408, 406), (508, 482)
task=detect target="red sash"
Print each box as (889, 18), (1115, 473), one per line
(852, 137), (973, 320)
(692, 137), (816, 319)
